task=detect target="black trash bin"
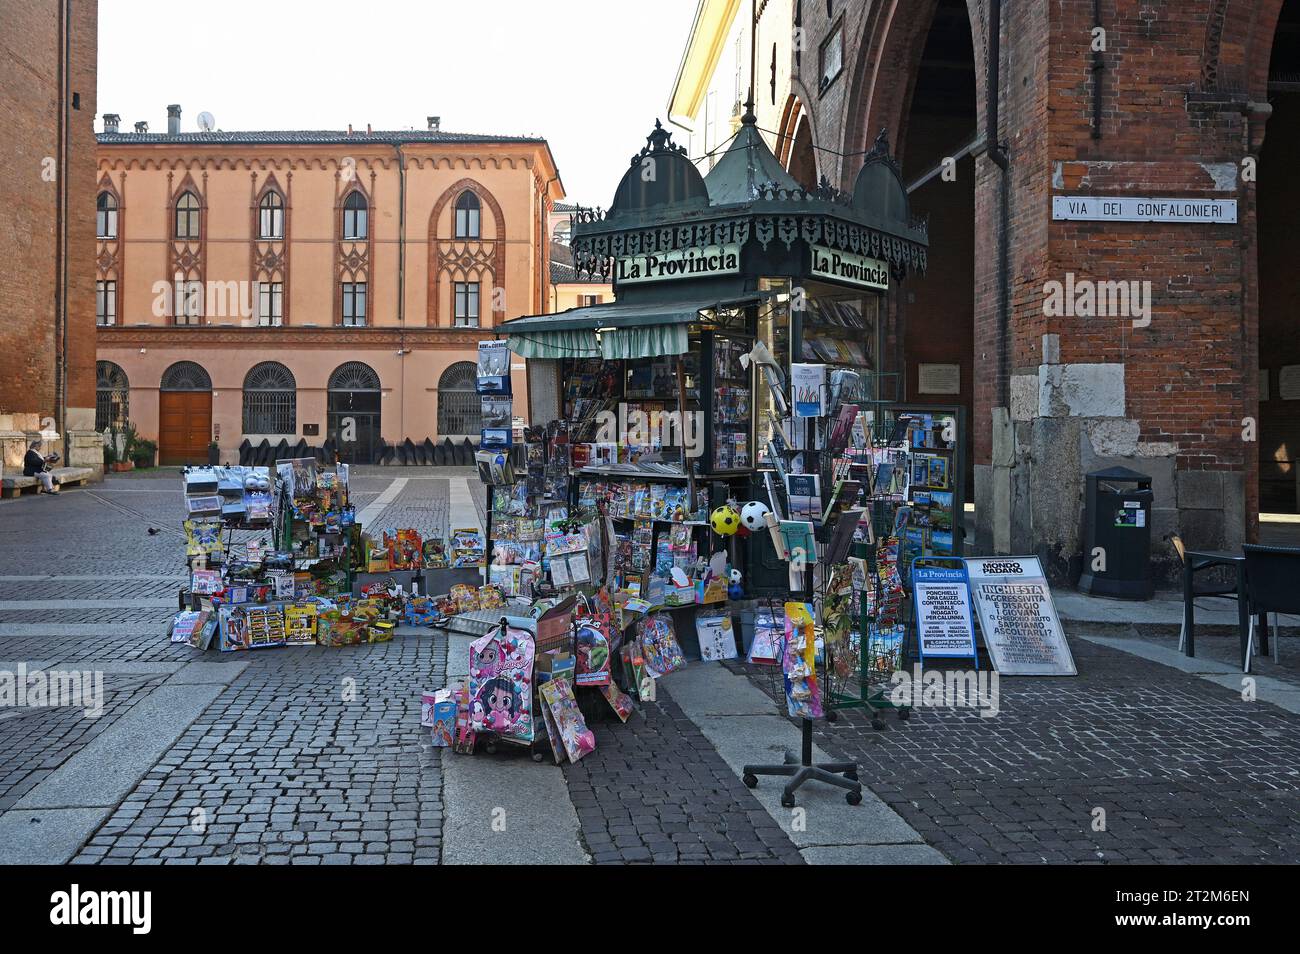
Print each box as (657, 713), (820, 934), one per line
(1078, 466), (1154, 600)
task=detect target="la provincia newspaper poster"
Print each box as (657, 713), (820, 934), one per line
(964, 556), (1077, 676)
(912, 565), (979, 665)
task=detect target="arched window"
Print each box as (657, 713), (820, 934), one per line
(329, 361), (381, 392)
(97, 191), (118, 239)
(160, 360), (212, 391)
(242, 362), (296, 434)
(342, 191), (367, 240)
(258, 191), (284, 239)
(96, 361), (129, 431)
(454, 190), (480, 239)
(175, 190), (201, 240)
(437, 361), (481, 436)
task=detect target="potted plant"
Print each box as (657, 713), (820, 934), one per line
(106, 427), (133, 472)
(131, 438), (157, 469)
(208, 440), (220, 465)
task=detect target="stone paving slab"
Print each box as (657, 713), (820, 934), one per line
(0, 807), (116, 865)
(16, 683), (225, 810)
(668, 662), (932, 862)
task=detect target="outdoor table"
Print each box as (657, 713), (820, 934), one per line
(1182, 549), (1250, 672)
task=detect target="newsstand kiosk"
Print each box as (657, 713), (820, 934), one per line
(496, 105), (941, 805)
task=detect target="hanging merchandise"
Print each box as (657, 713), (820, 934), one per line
(781, 601), (823, 719)
(709, 504), (741, 535)
(572, 610), (613, 687)
(637, 613), (685, 678)
(469, 624), (536, 744)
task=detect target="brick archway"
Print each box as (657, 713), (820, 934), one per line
(427, 178), (506, 327)
(841, 0), (987, 185)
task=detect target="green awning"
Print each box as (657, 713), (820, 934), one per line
(507, 327), (599, 359)
(500, 295), (761, 361)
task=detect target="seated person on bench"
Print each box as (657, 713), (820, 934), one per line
(23, 440), (60, 495)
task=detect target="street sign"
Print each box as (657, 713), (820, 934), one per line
(1051, 195), (1237, 224)
(964, 556), (1077, 676)
(912, 564), (978, 665)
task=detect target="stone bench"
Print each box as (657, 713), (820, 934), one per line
(1, 467), (95, 498)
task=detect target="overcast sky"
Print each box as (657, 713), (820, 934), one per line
(98, 0), (700, 205)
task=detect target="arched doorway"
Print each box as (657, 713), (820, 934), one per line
(437, 361), (481, 437)
(898, 0), (978, 503)
(327, 361), (381, 464)
(96, 361), (129, 432)
(158, 360), (212, 465)
(1259, 0), (1300, 514)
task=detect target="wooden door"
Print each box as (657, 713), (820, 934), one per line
(159, 391), (212, 465)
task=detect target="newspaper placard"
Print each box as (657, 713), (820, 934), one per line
(964, 556), (1077, 676)
(912, 565), (978, 663)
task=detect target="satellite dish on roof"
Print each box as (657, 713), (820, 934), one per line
(197, 111), (216, 132)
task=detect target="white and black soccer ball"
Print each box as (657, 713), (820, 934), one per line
(739, 500), (771, 532)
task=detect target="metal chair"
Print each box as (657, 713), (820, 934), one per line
(1172, 534), (1243, 653)
(1242, 544), (1300, 666)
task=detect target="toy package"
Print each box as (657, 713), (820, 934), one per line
(536, 691), (567, 764)
(284, 603), (318, 645)
(316, 609), (365, 647)
(600, 682), (635, 722)
(477, 584), (506, 610)
(538, 676), (596, 763)
(422, 538), (449, 568)
(450, 583), (480, 614)
(246, 605), (286, 649)
(217, 605), (250, 652)
(183, 520), (224, 558)
(404, 595), (438, 627)
(421, 688), (456, 748)
(637, 613), (685, 678)
(573, 612), (613, 687)
(468, 624), (535, 744)
(170, 609), (209, 644)
(696, 612), (738, 662)
(782, 601), (823, 719)
(452, 686), (477, 754)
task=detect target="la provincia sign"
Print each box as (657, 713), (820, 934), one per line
(912, 565), (978, 665)
(964, 556), (1077, 676)
(1052, 195), (1237, 224)
(809, 244), (890, 291)
(615, 243), (740, 284)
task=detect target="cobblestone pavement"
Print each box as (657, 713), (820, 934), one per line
(9, 472), (1295, 865)
(565, 685), (804, 865)
(0, 472), (803, 865)
(732, 631), (1300, 864)
(70, 639), (445, 866)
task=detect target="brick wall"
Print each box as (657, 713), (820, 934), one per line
(792, 0), (1291, 577)
(0, 0), (97, 426)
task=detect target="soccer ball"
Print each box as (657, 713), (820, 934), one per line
(710, 505), (741, 535)
(739, 500), (771, 532)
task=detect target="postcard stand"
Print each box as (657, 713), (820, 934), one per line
(742, 403), (864, 807)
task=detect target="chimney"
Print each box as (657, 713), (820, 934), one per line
(366, 123), (372, 135)
(134, 121), (148, 134)
(103, 113), (120, 134)
(167, 104), (181, 135)
(347, 123), (353, 136)
(427, 115), (441, 131)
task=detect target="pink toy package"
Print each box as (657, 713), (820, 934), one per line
(469, 624), (535, 744)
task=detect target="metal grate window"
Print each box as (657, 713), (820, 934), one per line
(160, 360), (211, 391)
(96, 361), (129, 431)
(437, 361), (481, 436)
(242, 361), (296, 434)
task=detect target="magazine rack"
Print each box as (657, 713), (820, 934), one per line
(742, 408), (864, 807)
